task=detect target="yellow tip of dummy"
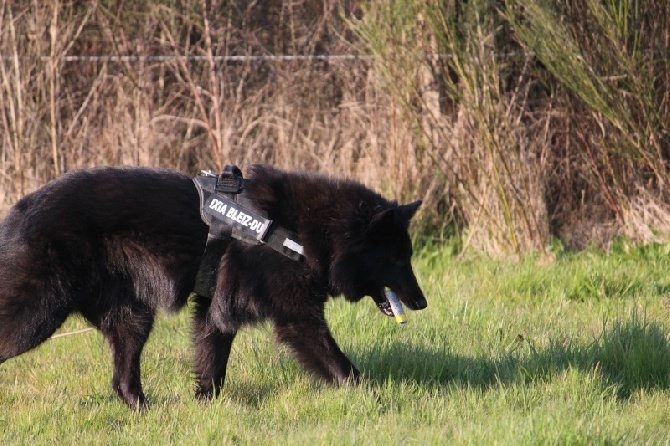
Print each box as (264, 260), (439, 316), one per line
(384, 288), (408, 325)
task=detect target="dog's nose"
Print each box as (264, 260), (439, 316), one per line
(414, 298), (428, 310)
(405, 296), (427, 310)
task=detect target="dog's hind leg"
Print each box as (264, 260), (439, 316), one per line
(93, 302), (155, 410)
(274, 317), (360, 385)
(192, 294), (237, 400)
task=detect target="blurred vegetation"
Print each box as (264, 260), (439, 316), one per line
(1, 0), (669, 257)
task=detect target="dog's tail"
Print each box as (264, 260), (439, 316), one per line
(0, 249), (73, 363)
(0, 296), (73, 363)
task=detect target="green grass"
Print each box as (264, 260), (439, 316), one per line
(3, 240), (670, 444)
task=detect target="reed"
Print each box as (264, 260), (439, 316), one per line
(1, 0), (669, 254)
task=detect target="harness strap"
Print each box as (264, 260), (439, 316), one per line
(264, 224), (305, 262)
(193, 219), (231, 298)
(193, 165), (305, 298)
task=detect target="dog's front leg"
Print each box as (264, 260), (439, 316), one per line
(274, 318), (360, 385)
(192, 294), (237, 399)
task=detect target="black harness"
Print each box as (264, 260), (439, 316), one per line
(192, 165), (304, 298)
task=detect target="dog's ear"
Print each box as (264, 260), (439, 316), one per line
(368, 200), (421, 233)
(369, 208), (396, 232)
(397, 200), (422, 223)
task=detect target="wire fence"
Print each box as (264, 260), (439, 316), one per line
(6, 51), (622, 64)
(1, 54), (372, 63)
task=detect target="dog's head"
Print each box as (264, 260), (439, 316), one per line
(330, 200), (427, 313)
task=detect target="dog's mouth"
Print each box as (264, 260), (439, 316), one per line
(376, 299), (395, 317)
(373, 288), (427, 317)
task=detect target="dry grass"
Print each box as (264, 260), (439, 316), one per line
(1, 0), (669, 254)
(354, 0), (552, 256)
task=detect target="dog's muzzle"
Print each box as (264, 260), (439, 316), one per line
(374, 288), (427, 317)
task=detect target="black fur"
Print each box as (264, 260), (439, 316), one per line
(0, 165), (426, 409)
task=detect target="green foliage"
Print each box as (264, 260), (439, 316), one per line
(504, 0), (670, 233)
(505, 0), (660, 155)
(3, 244), (670, 443)
(351, 0), (670, 254)
(354, 0), (552, 257)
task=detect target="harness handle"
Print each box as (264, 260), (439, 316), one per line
(216, 165), (244, 194)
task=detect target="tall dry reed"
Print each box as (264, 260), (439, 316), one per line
(353, 0), (552, 257)
(1, 0), (669, 254)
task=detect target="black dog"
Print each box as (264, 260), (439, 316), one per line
(0, 165), (426, 408)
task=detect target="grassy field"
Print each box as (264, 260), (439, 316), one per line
(2, 240), (670, 444)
